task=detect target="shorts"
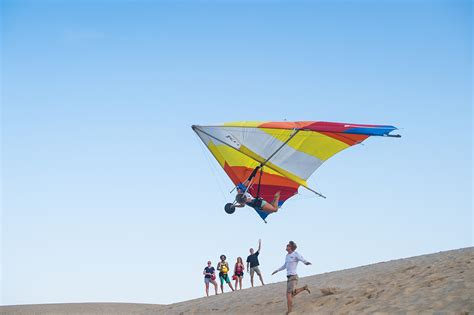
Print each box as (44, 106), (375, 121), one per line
(287, 275), (298, 294)
(204, 277), (216, 284)
(250, 266), (261, 277)
(249, 198), (266, 210)
(235, 271), (244, 277)
(219, 273), (230, 284)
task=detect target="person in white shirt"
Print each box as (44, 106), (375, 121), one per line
(272, 241), (311, 314)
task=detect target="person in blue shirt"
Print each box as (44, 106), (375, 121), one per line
(203, 261), (218, 296)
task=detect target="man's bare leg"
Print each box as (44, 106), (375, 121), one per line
(286, 286), (310, 313)
(261, 191), (281, 213)
(293, 285), (310, 296)
(286, 292), (293, 314)
(271, 191), (281, 208)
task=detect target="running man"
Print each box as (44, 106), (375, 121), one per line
(272, 241), (311, 314)
(246, 239), (265, 287)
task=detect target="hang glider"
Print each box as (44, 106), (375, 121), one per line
(192, 121), (400, 222)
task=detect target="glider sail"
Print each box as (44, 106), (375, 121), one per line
(192, 121), (400, 221)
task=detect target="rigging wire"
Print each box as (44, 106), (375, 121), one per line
(194, 133), (229, 203)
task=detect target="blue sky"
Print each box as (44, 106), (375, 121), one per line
(1, 0), (472, 306)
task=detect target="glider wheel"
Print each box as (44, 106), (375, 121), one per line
(224, 203), (235, 214)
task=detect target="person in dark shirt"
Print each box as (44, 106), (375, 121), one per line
(203, 261), (218, 296)
(246, 239), (265, 287)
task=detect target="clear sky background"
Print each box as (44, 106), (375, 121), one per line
(1, 0), (472, 306)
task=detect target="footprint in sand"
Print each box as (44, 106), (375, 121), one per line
(403, 265), (417, 272)
(320, 287), (339, 296)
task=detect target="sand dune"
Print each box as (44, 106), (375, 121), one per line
(0, 303), (161, 315)
(2, 247), (473, 315)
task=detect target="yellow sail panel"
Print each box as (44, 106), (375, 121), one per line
(259, 128), (350, 161)
(207, 138), (308, 188)
(207, 140), (257, 169)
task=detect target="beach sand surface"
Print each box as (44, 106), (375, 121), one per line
(2, 247), (473, 315)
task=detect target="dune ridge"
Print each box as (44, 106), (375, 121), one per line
(2, 247), (473, 314)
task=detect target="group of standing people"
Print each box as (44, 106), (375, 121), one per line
(203, 239), (311, 314)
(203, 239), (265, 296)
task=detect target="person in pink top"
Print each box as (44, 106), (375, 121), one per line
(272, 241), (311, 314)
(233, 257), (245, 290)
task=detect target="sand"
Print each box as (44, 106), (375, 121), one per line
(2, 247), (473, 315)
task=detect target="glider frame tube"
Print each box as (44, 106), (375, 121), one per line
(193, 125), (326, 199)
